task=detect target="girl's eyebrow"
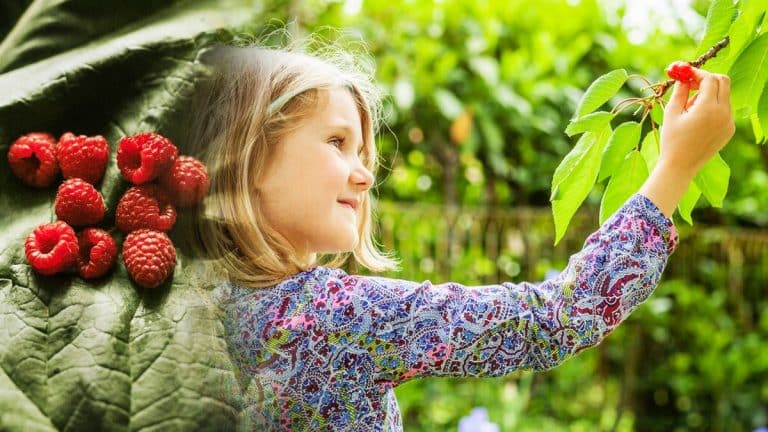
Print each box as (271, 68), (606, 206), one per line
(326, 123), (355, 133)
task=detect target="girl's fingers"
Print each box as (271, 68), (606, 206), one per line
(692, 68), (721, 104)
(666, 80), (691, 113)
(717, 74), (731, 106)
(685, 92), (699, 110)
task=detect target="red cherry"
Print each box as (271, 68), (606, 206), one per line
(666, 61), (695, 83)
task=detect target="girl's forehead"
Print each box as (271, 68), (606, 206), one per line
(309, 87), (362, 130)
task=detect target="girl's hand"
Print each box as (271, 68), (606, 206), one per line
(658, 67), (736, 179)
(638, 68), (735, 218)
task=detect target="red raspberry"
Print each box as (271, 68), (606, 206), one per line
(117, 132), (178, 184)
(159, 155), (210, 208)
(122, 229), (176, 289)
(115, 184), (176, 233)
(25, 221), (79, 275)
(56, 132), (109, 184)
(54, 178), (106, 227)
(7, 132), (59, 188)
(76, 228), (117, 279)
(666, 61), (695, 83)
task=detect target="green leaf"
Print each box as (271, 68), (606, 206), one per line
(640, 129), (660, 172)
(0, 363), (57, 432)
(574, 69), (628, 119)
(730, 33), (768, 118)
(696, 0), (737, 56)
(0, 2), (256, 430)
(756, 87), (768, 144)
(650, 102), (664, 127)
(693, 153), (730, 208)
(564, 111), (613, 137)
(726, 0), (765, 61)
(677, 182), (701, 225)
(598, 121), (641, 182)
(434, 88), (464, 119)
(599, 150), (648, 223)
(551, 126), (611, 244)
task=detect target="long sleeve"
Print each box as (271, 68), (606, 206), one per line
(329, 193), (678, 383)
(220, 193), (678, 431)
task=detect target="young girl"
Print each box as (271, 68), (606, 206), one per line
(190, 43), (734, 431)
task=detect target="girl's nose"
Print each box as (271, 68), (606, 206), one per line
(351, 160), (374, 191)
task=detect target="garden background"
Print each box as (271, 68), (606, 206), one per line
(0, 0), (766, 431)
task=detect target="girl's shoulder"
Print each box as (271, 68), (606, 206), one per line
(213, 266), (350, 305)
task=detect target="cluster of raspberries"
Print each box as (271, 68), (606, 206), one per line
(7, 131), (209, 289)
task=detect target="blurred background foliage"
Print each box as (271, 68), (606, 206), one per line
(251, 0), (767, 431)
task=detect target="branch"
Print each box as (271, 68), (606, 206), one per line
(654, 36), (731, 98)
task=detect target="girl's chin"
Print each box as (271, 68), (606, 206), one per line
(319, 238), (359, 255)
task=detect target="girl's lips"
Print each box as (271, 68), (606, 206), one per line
(337, 198), (359, 210)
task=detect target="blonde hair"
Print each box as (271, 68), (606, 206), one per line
(187, 40), (397, 288)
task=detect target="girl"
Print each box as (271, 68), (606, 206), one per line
(189, 43), (734, 431)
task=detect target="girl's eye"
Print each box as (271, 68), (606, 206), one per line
(329, 136), (344, 149)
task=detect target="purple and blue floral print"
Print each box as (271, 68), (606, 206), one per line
(217, 194), (678, 431)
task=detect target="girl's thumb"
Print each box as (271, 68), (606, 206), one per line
(666, 80), (691, 114)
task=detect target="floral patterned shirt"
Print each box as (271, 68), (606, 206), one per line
(216, 194), (678, 431)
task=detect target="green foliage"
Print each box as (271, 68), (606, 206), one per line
(551, 0), (768, 242)
(0, 1), (263, 430)
(598, 121), (642, 182)
(600, 150), (648, 223)
(693, 153), (730, 208)
(730, 33), (768, 119)
(551, 126), (611, 244)
(574, 70), (628, 119)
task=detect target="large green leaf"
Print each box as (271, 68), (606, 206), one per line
(599, 150), (648, 224)
(755, 88), (768, 143)
(696, 0), (737, 58)
(564, 111), (613, 137)
(705, 0), (765, 74)
(677, 182), (701, 225)
(730, 33), (768, 118)
(726, 0), (765, 60)
(0, 1), (262, 430)
(640, 129), (660, 172)
(551, 125), (611, 244)
(693, 153), (730, 208)
(573, 69), (627, 119)
(0, 0), (31, 41)
(597, 120), (641, 182)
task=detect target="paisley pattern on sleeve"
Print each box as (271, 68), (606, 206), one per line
(219, 193), (677, 431)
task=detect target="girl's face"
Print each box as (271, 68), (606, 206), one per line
(257, 87), (374, 261)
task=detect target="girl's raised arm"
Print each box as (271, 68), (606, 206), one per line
(325, 193), (677, 384)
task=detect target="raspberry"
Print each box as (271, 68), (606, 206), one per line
(666, 61), (695, 83)
(56, 132), (109, 184)
(54, 178), (106, 227)
(76, 228), (117, 279)
(159, 156), (210, 208)
(122, 229), (176, 289)
(25, 221), (79, 275)
(115, 184), (176, 233)
(7, 132), (59, 188)
(117, 132), (178, 184)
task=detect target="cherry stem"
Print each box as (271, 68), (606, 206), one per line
(628, 73), (654, 89)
